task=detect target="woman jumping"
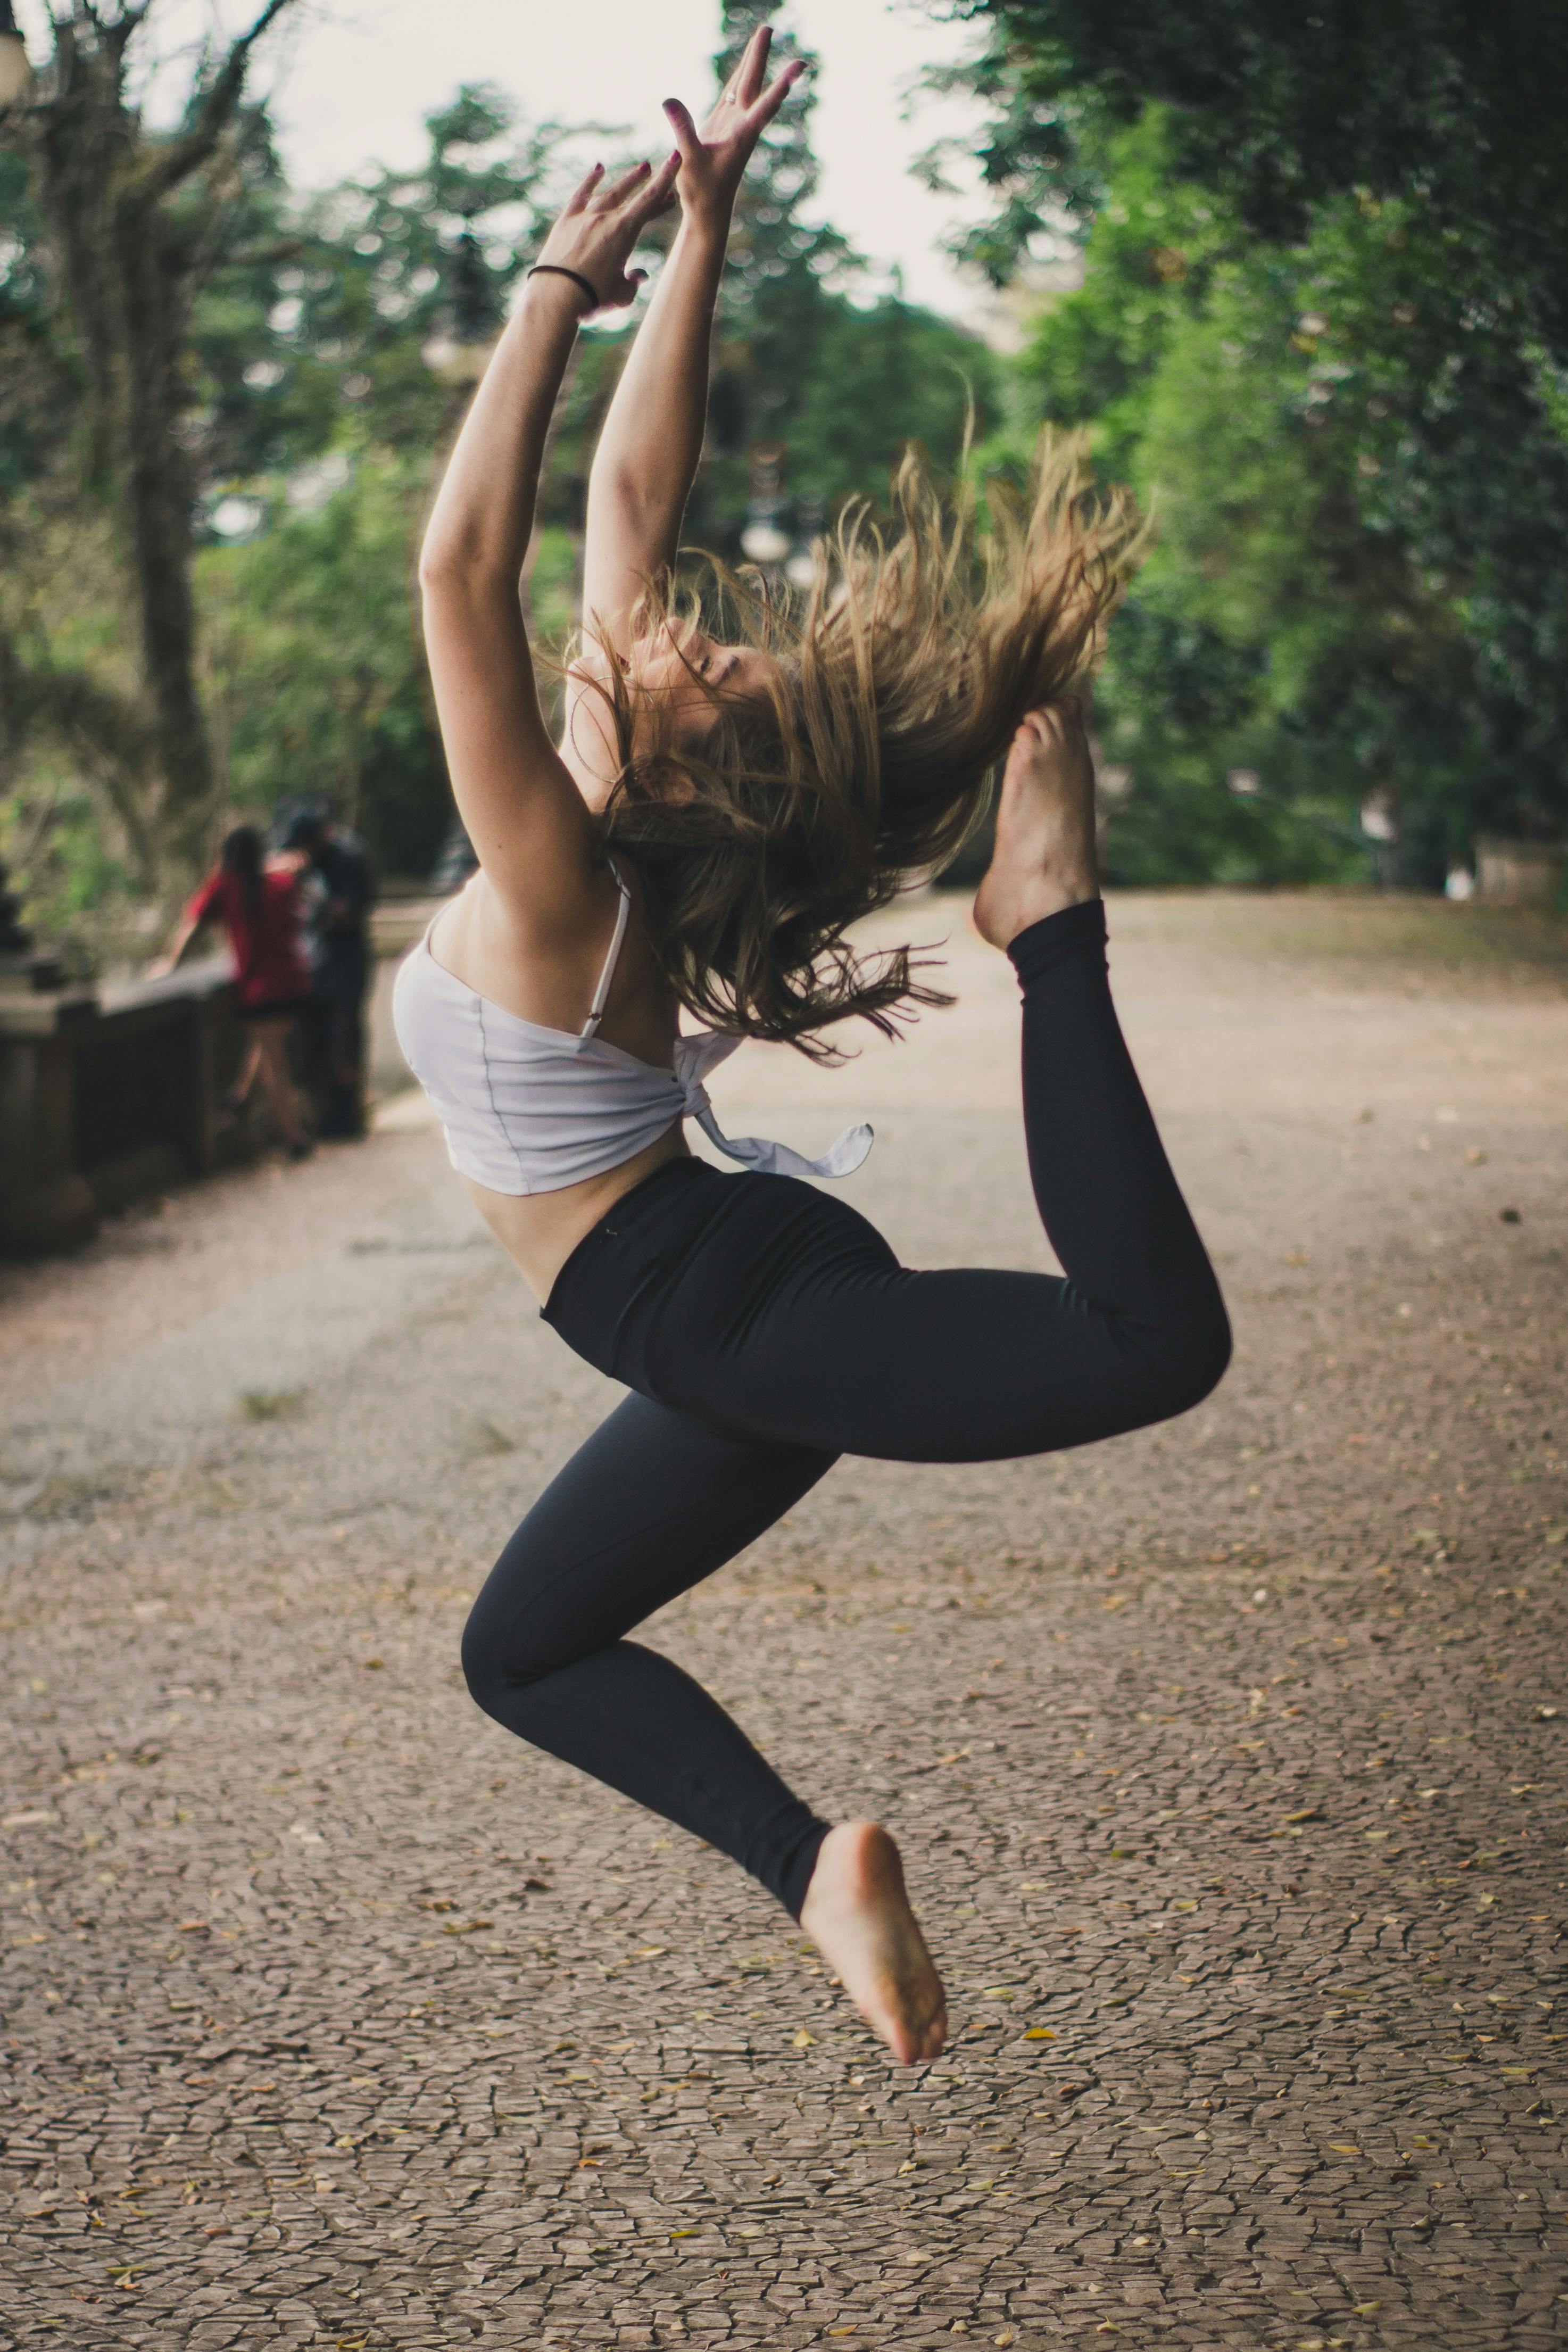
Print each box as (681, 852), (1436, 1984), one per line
(393, 30), (1230, 2066)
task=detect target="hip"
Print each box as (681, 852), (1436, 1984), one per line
(541, 1152), (899, 1404)
(464, 1123), (696, 1305)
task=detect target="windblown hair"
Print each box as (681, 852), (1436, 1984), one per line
(220, 823), (266, 923)
(577, 436), (1146, 1062)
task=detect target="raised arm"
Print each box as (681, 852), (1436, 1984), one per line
(579, 28), (806, 652)
(417, 155), (677, 930)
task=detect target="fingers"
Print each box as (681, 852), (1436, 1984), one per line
(626, 148), (681, 225)
(662, 95), (701, 161)
(735, 21), (771, 106)
(564, 160), (605, 213)
(594, 158), (654, 210)
(750, 54), (806, 130)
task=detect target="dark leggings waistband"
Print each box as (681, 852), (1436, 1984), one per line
(541, 1154), (721, 1329)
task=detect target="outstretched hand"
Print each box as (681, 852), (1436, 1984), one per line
(663, 23), (806, 234)
(532, 151), (682, 313)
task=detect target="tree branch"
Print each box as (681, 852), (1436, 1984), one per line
(0, 624), (160, 887)
(106, 2), (156, 64)
(134, 0), (296, 203)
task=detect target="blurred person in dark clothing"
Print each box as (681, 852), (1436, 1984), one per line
(280, 804), (376, 1139)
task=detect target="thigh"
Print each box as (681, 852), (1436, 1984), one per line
(651, 1182), (1182, 1465)
(464, 1390), (837, 1683)
(247, 1017), (292, 1070)
(702, 1258), (1110, 1464)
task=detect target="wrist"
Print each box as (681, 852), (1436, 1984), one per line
(520, 267), (596, 325)
(677, 208), (732, 262)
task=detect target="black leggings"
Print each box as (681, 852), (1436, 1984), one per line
(461, 902), (1231, 1919)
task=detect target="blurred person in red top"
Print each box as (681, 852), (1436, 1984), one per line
(151, 824), (312, 1157)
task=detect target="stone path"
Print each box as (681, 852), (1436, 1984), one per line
(2, 891), (1565, 2351)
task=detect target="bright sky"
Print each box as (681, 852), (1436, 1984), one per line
(13, 0), (998, 320)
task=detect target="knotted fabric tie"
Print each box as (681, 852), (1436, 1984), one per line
(671, 1032), (873, 1180)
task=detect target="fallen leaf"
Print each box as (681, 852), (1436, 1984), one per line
(1022, 2027), (1056, 2041)
(669, 2227), (696, 2240)
(1328, 2143), (1362, 2155)
(1285, 1807), (1323, 1825)
(792, 2029), (816, 2049)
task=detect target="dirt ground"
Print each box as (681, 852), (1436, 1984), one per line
(2, 889), (1564, 2351)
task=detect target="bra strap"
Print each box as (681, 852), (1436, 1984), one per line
(580, 859), (633, 1039)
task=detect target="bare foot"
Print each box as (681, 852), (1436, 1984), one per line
(799, 1823), (947, 2066)
(973, 701), (1100, 949)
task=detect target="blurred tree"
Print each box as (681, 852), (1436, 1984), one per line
(691, 0), (858, 548)
(1, 0), (300, 873)
(4, 17), (1004, 930)
(950, 0), (1568, 363)
(950, 49), (1568, 875)
(685, 1), (993, 554)
(197, 451), (437, 870)
(197, 84), (580, 476)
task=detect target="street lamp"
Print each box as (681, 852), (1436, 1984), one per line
(0, 0), (34, 107)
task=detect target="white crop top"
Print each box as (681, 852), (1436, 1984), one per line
(391, 865), (873, 1196)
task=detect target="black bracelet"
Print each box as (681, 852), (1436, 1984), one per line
(526, 263), (601, 313)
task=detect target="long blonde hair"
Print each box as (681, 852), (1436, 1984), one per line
(578, 436), (1144, 1061)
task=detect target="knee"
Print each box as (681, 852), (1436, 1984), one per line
(460, 1581), (545, 1718)
(459, 1601), (502, 1716)
(1159, 1286), (1232, 1418)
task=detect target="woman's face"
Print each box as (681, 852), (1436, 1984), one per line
(628, 623), (774, 750)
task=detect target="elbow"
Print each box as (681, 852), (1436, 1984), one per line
(417, 534), (474, 593)
(417, 531), (516, 597)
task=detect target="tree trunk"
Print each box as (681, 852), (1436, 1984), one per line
(115, 192), (212, 868)
(11, 2), (296, 884)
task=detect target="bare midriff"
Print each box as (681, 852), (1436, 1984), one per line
(459, 1120), (693, 1307)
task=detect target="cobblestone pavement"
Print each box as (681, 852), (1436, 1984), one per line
(3, 892), (1565, 2352)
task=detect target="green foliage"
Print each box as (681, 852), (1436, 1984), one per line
(189, 87), (576, 492)
(0, 148), (72, 498)
(959, 0), (1568, 366)
(196, 446), (444, 874)
(981, 110), (1568, 882)
(684, 2), (995, 552)
(6, 36), (1001, 921)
